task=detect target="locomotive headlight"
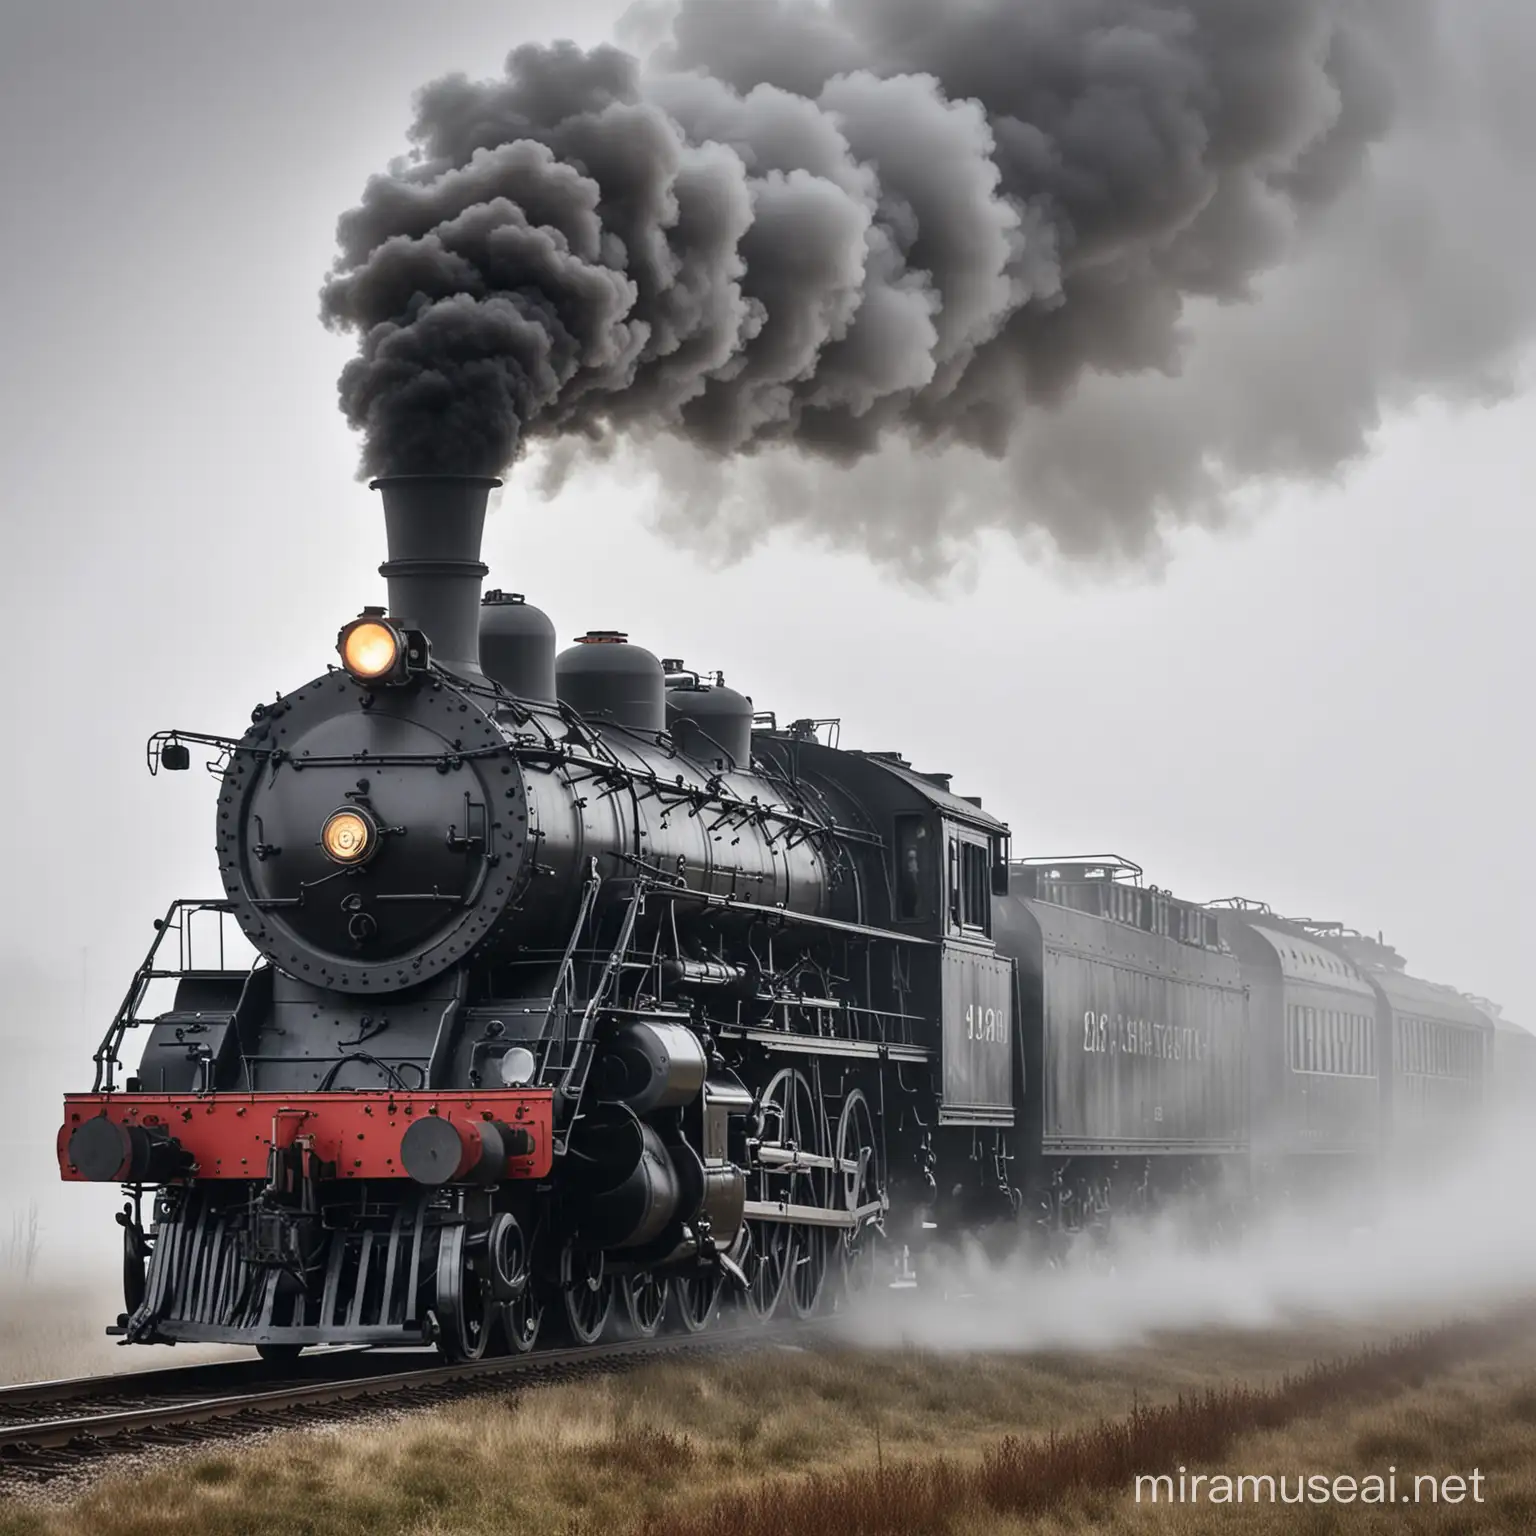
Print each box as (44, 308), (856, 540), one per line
(321, 808), (375, 865)
(339, 616), (401, 682)
(498, 1046), (537, 1087)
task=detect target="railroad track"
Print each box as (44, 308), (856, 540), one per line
(0, 1324), (808, 1490)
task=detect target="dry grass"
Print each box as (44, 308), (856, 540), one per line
(975, 1333), (1536, 1534)
(3, 1310), (1534, 1535)
(1090, 1363), (1536, 1536)
(641, 1316), (1534, 1536)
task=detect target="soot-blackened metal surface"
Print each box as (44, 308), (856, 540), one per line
(555, 636), (667, 733)
(666, 680), (754, 770)
(480, 590), (556, 701)
(372, 475), (498, 677)
(216, 672), (529, 993)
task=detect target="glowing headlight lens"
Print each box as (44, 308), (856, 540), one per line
(321, 809), (374, 864)
(340, 620), (400, 681)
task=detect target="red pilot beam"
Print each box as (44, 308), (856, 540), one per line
(57, 1090), (553, 1182)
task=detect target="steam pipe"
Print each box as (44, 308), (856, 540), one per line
(370, 474), (502, 677)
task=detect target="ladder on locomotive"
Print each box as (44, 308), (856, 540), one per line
(535, 863), (654, 1155)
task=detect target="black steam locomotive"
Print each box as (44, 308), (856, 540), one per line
(57, 475), (1530, 1359)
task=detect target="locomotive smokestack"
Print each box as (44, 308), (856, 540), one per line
(370, 474), (501, 677)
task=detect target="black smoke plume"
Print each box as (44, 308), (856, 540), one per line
(322, 0), (1536, 575)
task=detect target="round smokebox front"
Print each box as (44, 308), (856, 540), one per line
(216, 676), (526, 991)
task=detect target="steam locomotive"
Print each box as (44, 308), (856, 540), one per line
(56, 475), (1530, 1359)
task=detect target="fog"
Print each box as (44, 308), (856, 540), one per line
(838, 1111), (1536, 1355)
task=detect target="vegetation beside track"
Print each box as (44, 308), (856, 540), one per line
(3, 1309), (1534, 1535)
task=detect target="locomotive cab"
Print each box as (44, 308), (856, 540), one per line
(751, 731), (1019, 1137)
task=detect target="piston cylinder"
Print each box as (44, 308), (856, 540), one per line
(588, 1021), (708, 1117)
(568, 1109), (683, 1250)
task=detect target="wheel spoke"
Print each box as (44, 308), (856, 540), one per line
(833, 1090), (884, 1310)
(746, 1068), (832, 1321)
(736, 1219), (787, 1321)
(560, 1243), (613, 1346)
(501, 1290), (542, 1353)
(671, 1270), (719, 1333)
(621, 1271), (670, 1338)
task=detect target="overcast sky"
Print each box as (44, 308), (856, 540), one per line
(1, 1), (1531, 1245)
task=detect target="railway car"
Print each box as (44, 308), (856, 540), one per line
(1487, 1008), (1536, 1124)
(1215, 906), (1508, 1177)
(995, 859), (1248, 1230)
(1366, 962), (1491, 1154)
(1210, 905), (1382, 1190)
(1288, 926), (1492, 1159)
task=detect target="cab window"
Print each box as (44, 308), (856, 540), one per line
(947, 831), (992, 937)
(895, 815), (933, 921)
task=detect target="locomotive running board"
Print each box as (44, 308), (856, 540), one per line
(742, 1198), (885, 1229)
(717, 1025), (931, 1064)
(654, 889), (935, 945)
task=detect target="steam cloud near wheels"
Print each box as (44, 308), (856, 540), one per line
(321, 0), (1536, 574)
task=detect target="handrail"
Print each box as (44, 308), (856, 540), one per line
(1011, 854), (1144, 884)
(552, 880), (650, 1156)
(535, 860), (603, 1090)
(92, 901), (254, 1092)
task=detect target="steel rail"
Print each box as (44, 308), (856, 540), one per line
(0, 1346), (382, 1415)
